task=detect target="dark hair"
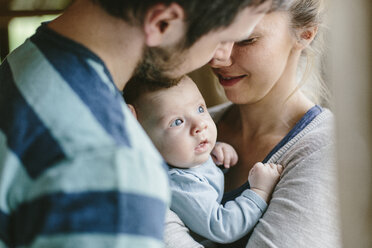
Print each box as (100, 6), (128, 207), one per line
(91, 0), (288, 48)
(123, 75), (181, 107)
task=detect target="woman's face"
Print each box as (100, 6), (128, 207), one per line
(210, 12), (299, 104)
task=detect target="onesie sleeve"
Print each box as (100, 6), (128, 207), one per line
(169, 170), (267, 243)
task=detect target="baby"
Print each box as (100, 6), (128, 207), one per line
(123, 75), (282, 243)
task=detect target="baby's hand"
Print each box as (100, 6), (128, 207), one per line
(211, 142), (238, 169)
(248, 162), (283, 203)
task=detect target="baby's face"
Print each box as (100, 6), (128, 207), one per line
(138, 77), (217, 168)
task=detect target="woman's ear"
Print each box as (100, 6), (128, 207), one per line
(127, 104), (138, 119)
(295, 26), (318, 49)
(143, 3), (185, 47)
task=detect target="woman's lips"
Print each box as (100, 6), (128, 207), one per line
(218, 74), (245, 87)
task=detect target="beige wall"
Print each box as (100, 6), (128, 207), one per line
(330, 0), (372, 247)
(188, 65), (227, 107)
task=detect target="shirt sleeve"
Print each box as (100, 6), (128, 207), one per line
(170, 170), (267, 243)
(246, 144), (341, 248)
(0, 33), (170, 248)
(1, 145), (170, 248)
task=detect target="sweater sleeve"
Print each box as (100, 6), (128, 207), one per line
(164, 209), (204, 248)
(246, 143), (341, 248)
(169, 170), (267, 243)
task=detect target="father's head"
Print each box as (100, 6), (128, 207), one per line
(91, 0), (288, 83)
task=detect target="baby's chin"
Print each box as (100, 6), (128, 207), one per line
(168, 154), (211, 169)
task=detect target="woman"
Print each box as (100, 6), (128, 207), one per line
(165, 0), (341, 247)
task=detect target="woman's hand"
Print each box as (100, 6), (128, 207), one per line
(211, 142), (238, 169)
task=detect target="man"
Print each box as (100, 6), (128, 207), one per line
(0, 0), (285, 247)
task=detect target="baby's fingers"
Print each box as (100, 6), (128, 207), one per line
(222, 151), (231, 168)
(268, 163), (276, 169)
(229, 147), (238, 167)
(211, 147), (224, 165)
(276, 164), (284, 174)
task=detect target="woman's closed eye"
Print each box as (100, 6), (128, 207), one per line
(236, 37), (258, 46)
(170, 118), (184, 127)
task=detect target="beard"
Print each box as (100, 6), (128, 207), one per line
(133, 45), (186, 87)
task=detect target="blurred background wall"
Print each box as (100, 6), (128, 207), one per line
(0, 0), (70, 61)
(330, 0), (372, 247)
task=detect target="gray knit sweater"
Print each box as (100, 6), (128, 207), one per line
(164, 103), (342, 248)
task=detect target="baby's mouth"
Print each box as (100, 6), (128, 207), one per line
(195, 139), (209, 153)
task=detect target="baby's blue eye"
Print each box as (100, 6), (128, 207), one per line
(170, 119), (183, 127)
(198, 106), (205, 113)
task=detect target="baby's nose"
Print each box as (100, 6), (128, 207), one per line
(191, 120), (207, 135)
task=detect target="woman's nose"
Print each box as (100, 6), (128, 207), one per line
(209, 42), (233, 68)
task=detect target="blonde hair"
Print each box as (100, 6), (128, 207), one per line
(289, 0), (331, 107)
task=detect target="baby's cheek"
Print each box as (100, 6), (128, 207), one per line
(165, 144), (190, 164)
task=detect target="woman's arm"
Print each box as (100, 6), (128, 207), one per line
(164, 209), (204, 248)
(246, 144), (342, 248)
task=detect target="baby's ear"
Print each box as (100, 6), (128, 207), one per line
(127, 104), (138, 119)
